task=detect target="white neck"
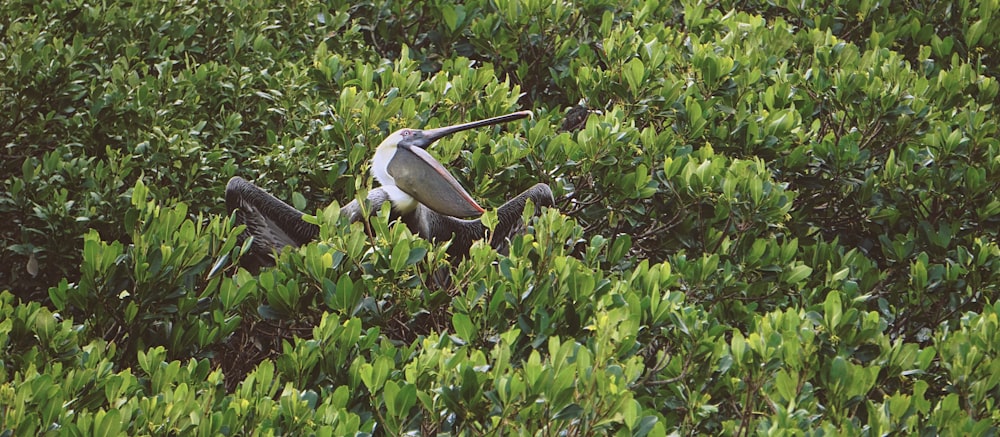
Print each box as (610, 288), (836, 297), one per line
(371, 138), (418, 214)
(381, 186), (417, 213)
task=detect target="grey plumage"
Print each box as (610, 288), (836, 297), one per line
(225, 110), (552, 275)
(390, 182), (554, 259)
(226, 176), (319, 272)
(226, 178), (553, 272)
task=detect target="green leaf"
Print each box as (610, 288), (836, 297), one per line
(405, 247), (427, 266)
(774, 369), (797, 403)
(624, 57), (645, 94)
(633, 416), (659, 437)
(553, 403), (583, 421)
(94, 408), (122, 436)
(461, 365), (480, 402)
(452, 313), (476, 342)
(481, 209), (498, 233)
(390, 239), (410, 272)
(383, 380), (400, 414)
(609, 234), (632, 264)
(824, 290), (843, 329)
(731, 331), (746, 364)
(360, 356), (392, 392)
(292, 192), (307, 211)
(783, 264), (812, 284)
(441, 4), (458, 32)
(966, 19), (985, 47)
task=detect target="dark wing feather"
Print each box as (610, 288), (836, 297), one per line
(414, 183), (554, 260)
(339, 187), (393, 223)
(489, 183), (554, 255)
(225, 175), (553, 277)
(225, 177), (319, 271)
(226, 178), (398, 272)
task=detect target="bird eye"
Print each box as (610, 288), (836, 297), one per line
(401, 130), (410, 137)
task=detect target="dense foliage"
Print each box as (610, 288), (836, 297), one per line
(2, 0), (999, 434)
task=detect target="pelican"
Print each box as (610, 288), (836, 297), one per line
(226, 110), (554, 273)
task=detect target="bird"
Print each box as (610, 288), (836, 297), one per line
(225, 110), (554, 274)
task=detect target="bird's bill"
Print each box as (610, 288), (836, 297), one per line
(388, 144), (485, 218)
(416, 110), (532, 147)
(386, 110), (532, 216)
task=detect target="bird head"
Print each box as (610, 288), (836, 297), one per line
(372, 110), (532, 217)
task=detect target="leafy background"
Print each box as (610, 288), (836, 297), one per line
(2, 0), (999, 434)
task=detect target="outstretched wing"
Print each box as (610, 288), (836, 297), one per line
(225, 176), (553, 275)
(418, 183), (555, 259)
(225, 176), (319, 271)
(488, 183), (555, 255)
(339, 187), (393, 223)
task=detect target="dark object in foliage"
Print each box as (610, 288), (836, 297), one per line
(560, 102), (595, 132)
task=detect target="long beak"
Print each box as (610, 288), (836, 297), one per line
(389, 145), (485, 217)
(412, 110), (532, 148)
(389, 110), (532, 218)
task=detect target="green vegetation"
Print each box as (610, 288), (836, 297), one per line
(2, 0), (999, 434)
